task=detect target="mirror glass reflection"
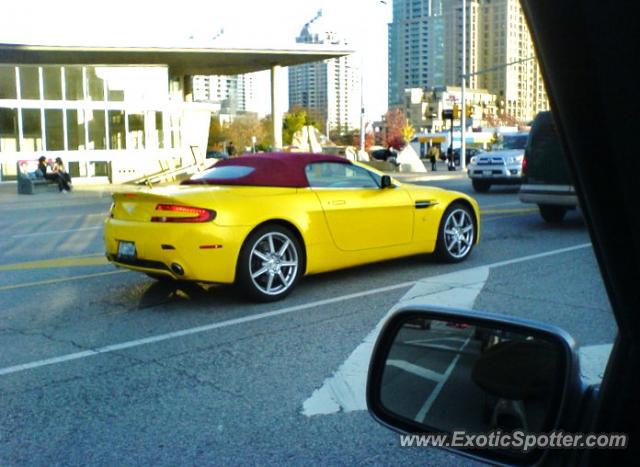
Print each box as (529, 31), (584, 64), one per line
(380, 318), (562, 437)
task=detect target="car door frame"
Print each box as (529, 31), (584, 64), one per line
(521, 0), (640, 462)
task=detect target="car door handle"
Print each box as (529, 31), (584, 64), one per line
(328, 200), (346, 206)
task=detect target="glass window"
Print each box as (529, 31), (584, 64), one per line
(43, 67), (62, 100)
(108, 110), (126, 149)
(45, 109), (64, 151)
(86, 67), (104, 101)
(64, 67), (84, 100)
(87, 110), (106, 150)
(305, 162), (379, 188)
(66, 109), (86, 150)
(0, 108), (20, 152)
(19, 67), (40, 100)
(127, 112), (145, 149)
(191, 166), (255, 181)
(170, 113), (181, 148)
(146, 111), (164, 149)
(21, 109), (43, 151)
(0, 66), (17, 99)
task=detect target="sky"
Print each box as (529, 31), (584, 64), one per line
(0, 0), (392, 120)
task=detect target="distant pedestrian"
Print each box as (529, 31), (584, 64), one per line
(227, 141), (236, 157)
(447, 146), (455, 171)
(427, 145), (437, 171)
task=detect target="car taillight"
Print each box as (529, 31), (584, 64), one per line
(151, 204), (216, 223)
(522, 155), (528, 175)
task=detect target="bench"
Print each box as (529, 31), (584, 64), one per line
(16, 161), (58, 195)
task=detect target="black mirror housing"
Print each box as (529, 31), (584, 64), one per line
(380, 175), (393, 189)
(366, 306), (583, 466)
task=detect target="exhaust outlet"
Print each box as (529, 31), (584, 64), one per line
(170, 263), (185, 276)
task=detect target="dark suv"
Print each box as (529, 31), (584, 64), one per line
(519, 111), (578, 223)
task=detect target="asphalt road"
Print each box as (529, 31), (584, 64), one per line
(0, 177), (617, 466)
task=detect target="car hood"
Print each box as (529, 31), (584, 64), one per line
(483, 149), (525, 159)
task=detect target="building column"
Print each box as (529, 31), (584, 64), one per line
(270, 65), (283, 150)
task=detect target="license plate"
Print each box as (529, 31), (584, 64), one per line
(117, 241), (136, 259)
(482, 170), (492, 176)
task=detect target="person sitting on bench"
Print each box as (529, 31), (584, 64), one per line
(37, 156), (71, 192)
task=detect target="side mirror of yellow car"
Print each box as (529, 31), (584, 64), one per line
(380, 175), (393, 189)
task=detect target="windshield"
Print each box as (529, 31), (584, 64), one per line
(500, 134), (529, 150)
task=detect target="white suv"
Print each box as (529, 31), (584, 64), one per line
(467, 132), (529, 192)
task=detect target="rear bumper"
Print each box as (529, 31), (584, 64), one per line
(104, 219), (251, 283)
(519, 184), (578, 207)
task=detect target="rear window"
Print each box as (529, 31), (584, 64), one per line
(190, 165), (255, 181)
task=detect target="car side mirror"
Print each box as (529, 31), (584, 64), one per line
(380, 175), (393, 189)
(367, 306), (581, 465)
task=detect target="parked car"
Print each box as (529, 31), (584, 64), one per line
(467, 132), (529, 192)
(104, 153), (480, 302)
(366, 1), (638, 465)
(519, 111), (578, 223)
(454, 147), (485, 166)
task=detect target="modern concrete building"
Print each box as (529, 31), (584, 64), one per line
(403, 85), (497, 132)
(0, 42), (350, 183)
(388, 0), (445, 107)
(288, 11), (360, 135)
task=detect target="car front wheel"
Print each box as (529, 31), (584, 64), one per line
(236, 224), (304, 302)
(435, 203), (476, 263)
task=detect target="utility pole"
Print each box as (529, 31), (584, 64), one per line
(461, 0), (467, 171)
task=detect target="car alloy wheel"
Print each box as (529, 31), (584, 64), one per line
(436, 203), (475, 262)
(237, 224), (304, 302)
(249, 232), (299, 296)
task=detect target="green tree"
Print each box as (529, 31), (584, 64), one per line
(282, 107), (321, 145)
(225, 114), (266, 153)
(207, 115), (227, 151)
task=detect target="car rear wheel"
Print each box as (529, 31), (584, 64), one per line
(236, 224), (303, 302)
(435, 203), (476, 263)
(472, 180), (491, 192)
(538, 204), (567, 223)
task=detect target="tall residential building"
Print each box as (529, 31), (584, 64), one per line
(288, 11), (360, 134)
(191, 73), (257, 115)
(477, 0), (547, 121)
(388, 0), (445, 108)
(443, 0), (548, 122)
(391, 0), (548, 123)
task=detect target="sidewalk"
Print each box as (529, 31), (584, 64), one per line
(0, 180), (145, 207)
(386, 161), (469, 183)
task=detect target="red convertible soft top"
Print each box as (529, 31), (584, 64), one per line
(181, 152), (350, 188)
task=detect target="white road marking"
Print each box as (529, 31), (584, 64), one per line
(12, 226), (102, 238)
(0, 281), (415, 377)
(301, 267), (490, 416)
(301, 242), (593, 417)
(387, 359), (445, 383)
(415, 336), (472, 422)
(0, 243), (592, 378)
(579, 343), (613, 386)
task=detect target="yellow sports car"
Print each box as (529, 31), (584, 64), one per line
(104, 153), (480, 301)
